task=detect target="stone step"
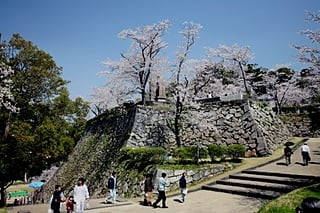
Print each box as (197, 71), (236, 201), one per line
(229, 173), (311, 187)
(215, 178), (295, 193)
(202, 184), (281, 200)
(242, 170), (320, 181)
(202, 169), (320, 200)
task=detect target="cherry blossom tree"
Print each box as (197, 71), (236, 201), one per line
(90, 86), (121, 115)
(168, 21), (202, 147)
(99, 20), (171, 106)
(206, 44), (254, 95)
(188, 60), (240, 99)
(292, 10), (320, 72)
(265, 67), (312, 114)
(0, 62), (16, 114)
(292, 11), (320, 102)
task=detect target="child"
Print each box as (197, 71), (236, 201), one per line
(66, 196), (76, 213)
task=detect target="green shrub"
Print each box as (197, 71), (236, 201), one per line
(173, 146), (208, 163)
(226, 144), (245, 160)
(173, 147), (191, 161)
(207, 144), (226, 162)
(118, 147), (167, 171)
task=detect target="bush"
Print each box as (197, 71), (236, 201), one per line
(118, 147), (167, 171)
(173, 146), (208, 163)
(207, 144), (226, 162)
(227, 144), (245, 160)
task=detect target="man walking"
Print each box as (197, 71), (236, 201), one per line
(105, 171), (117, 204)
(301, 142), (311, 166)
(179, 172), (187, 203)
(153, 173), (169, 208)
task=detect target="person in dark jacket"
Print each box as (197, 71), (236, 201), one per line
(179, 172), (187, 203)
(284, 145), (293, 165)
(105, 171), (117, 204)
(50, 185), (65, 213)
(144, 173), (154, 206)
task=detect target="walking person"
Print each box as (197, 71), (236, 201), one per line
(105, 171), (117, 204)
(143, 173), (154, 206)
(179, 172), (187, 203)
(153, 172), (169, 208)
(73, 177), (89, 213)
(301, 142), (311, 166)
(50, 185), (66, 213)
(284, 145), (293, 166)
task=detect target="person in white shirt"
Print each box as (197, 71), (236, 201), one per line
(301, 142), (311, 166)
(73, 177), (89, 213)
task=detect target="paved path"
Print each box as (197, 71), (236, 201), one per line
(254, 138), (320, 177)
(10, 138), (320, 213)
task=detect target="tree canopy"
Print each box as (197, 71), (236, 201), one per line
(0, 34), (89, 207)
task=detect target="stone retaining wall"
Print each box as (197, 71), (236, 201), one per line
(279, 113), (320, 137)
(126, 100), (290, 156)
(150, 164), (233, 193)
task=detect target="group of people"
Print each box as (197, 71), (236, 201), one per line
(49, 172), (117, 213)
(284, 141), (311, 166)
(48, 139), (315, 212)
(143, 171), (187, 209)
(50, 177), (89, 213)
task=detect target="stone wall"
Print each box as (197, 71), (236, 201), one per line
(279, 112), (320, 137)
(41, 106), (136, 201)
(43, 99), (293, 201)
(126, 100), (290, 156)
(153, 164), (233, 193)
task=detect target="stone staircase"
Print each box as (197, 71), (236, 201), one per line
(202, 170), (320, 200)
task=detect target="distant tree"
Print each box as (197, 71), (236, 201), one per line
(206, 44), (253, 96)
(292, 10), (320, 72)
(90, 86), (126, 116)
(99, 20), (171, 106)
(187, 60), (239, 98)
(292, 10), (320, 103)
(265, 67), (311, 114)
(246, 64), (268, 96)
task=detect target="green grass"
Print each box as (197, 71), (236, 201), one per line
(257, 184), (320, 213)
(0, 208), (7, 213)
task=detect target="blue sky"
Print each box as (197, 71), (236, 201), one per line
(1, 0), (319, 100)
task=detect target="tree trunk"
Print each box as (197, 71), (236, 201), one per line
(0, 186), (6, 208)
(238, 61), (250, 95)
(174, 96), (182, 147)
(141, 88), (146, 105)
